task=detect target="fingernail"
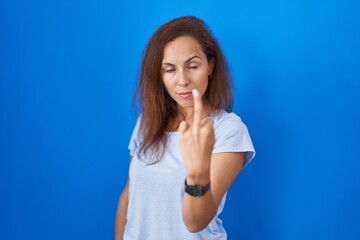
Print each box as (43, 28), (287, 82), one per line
(192, 89), (198, 96)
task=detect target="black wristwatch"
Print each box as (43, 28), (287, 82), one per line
(184, 179), (211, 197)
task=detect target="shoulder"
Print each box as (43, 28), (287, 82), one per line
(131, 113), (142, 133)
(128, 114), (143, 151)
(210, 109), (250, 147)
(210, 110), (255, 166)
(211, 110), (246, 131)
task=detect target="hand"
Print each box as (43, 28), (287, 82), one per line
(179, 89), (215, 185)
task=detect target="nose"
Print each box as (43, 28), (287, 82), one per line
(178, 70), (190, 87)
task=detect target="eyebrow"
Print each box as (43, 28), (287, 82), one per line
(162, 56), (202, 66)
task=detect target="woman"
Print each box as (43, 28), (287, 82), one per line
(115, 16), (255, 240)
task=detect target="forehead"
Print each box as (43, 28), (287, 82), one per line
(162, 36), (206, 63)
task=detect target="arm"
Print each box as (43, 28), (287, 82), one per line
(179, 89), (245, 232)
(182, 152), (244, 232)
(114, 157), (131, 240)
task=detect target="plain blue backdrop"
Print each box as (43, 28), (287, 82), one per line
(1, 0), (359, 239)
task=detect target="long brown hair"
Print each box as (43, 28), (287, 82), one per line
(134, 16), (233, 161)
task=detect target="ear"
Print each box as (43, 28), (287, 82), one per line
(208, 57), (215, 76)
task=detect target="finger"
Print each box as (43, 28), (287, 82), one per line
(178, 120), (189, 135)
(201, 118), (215, 144)
(192, 89), (203, 129)
(201, 117), (214, 128)
(201, 118), (214, 136)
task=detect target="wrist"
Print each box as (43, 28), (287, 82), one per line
(186, 173), (210, 186)
(184, 178), (211, 197)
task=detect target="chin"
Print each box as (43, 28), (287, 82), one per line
(177, 101), (194, 109)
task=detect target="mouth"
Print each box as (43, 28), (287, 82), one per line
(177, 91), (193, 99)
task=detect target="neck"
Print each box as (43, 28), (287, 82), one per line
(167, 105), (213, 131)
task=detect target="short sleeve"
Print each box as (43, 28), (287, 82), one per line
(128, 115), (142, 157)
(212, 112), (255, 168)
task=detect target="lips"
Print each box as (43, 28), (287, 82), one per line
(178, 91), (193, 99)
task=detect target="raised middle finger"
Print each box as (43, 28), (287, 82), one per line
(192, 89), (203, 131)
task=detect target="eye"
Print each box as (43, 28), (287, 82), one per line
(188, 65), (198, 69)
(163, 68), (175, 73)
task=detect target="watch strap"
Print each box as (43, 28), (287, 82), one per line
(184, 178), (211, 197)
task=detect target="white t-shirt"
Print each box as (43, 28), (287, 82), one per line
(124, 110), (255, 240)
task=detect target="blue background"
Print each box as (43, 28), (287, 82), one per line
(1, 0), (359, 239)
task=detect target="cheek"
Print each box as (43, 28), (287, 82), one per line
(194, 73), (209, 91)
(162, 74), (169, 86)
(201, 82), (209, 96)
(195, 68), (209, 80)
(162, 78), (175, 95)
(162, 73), (175, 84)
(162, 78), (171, 90)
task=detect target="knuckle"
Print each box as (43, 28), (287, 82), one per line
(204, 126), (214, 136)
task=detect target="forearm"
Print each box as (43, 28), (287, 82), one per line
(114, 182), (129, 240)
(182, 175), (217, 233)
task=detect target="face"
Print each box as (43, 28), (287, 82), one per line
(161, 36), (213, 114)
